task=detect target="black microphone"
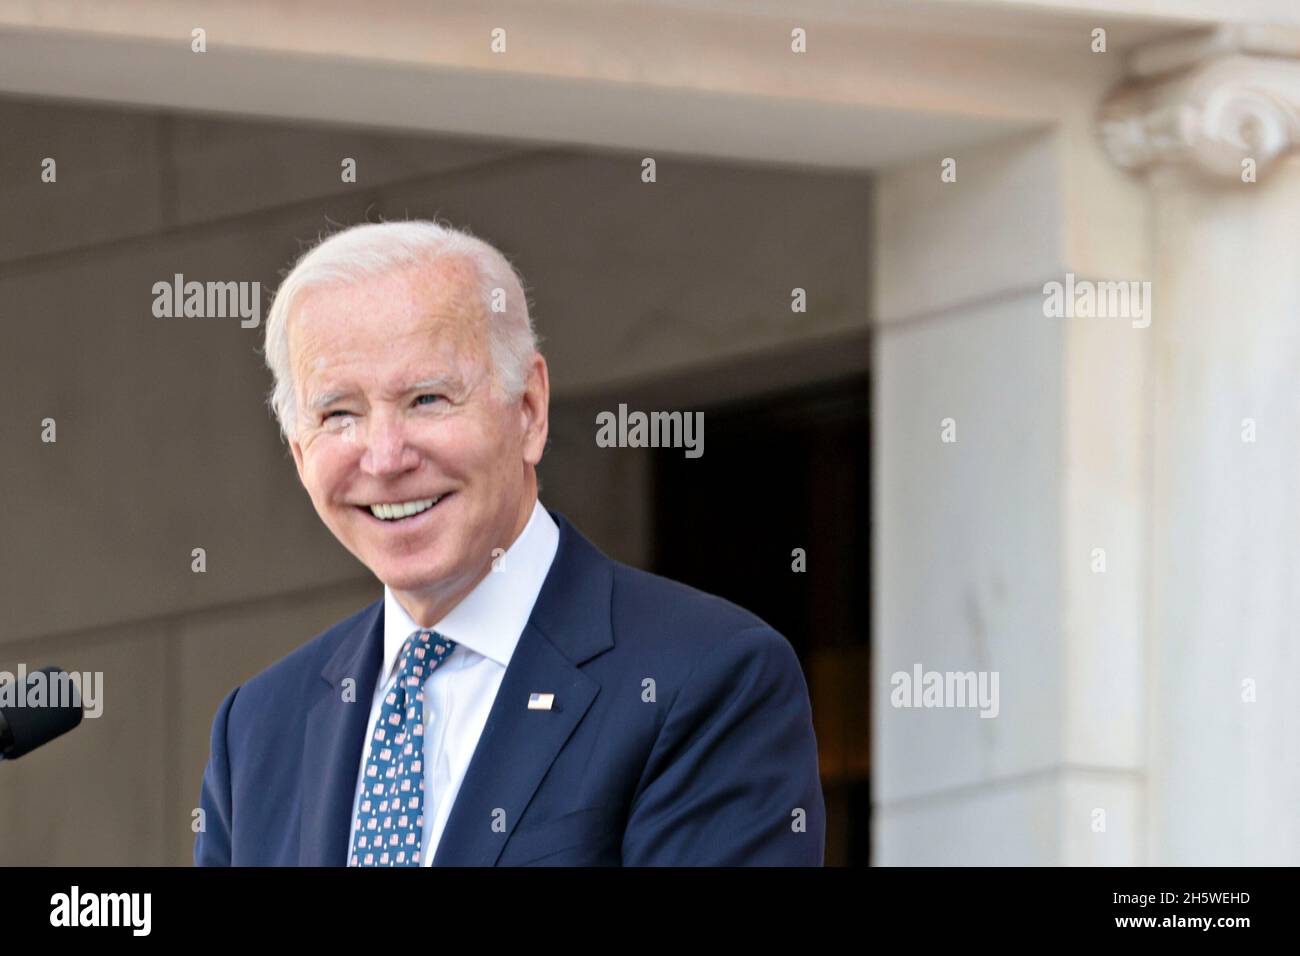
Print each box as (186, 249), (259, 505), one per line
(0, 665), (84, 760)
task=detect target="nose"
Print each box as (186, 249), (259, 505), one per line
(358, 411), (419, 478)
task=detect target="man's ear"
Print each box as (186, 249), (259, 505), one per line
(290, 438), (307, 487)
(520, 353), (550, 466)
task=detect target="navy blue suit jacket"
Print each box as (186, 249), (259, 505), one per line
(194, 510), (825, 865)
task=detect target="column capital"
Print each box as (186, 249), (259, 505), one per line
(1100, 25), (1300, 180)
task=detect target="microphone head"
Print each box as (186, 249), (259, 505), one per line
(0, 665), (85, 759)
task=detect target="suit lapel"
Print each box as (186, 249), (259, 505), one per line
(430, 619), (601, 865)
(432, 510), (615, 866)
(299, 599), (384, 866)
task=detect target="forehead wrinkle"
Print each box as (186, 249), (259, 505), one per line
(289, 263), (493, 409)
(375, 257), (485, 333)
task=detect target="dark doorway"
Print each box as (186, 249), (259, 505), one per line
(651, 373), (871, 866)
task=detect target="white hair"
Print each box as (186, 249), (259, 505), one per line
(263, 219), (538, 442)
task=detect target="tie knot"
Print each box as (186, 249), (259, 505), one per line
(397, 629), (456, 686)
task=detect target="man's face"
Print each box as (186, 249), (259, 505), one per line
(287, 258), (547, 613)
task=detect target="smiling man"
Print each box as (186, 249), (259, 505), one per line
(193, 220), (825, 867)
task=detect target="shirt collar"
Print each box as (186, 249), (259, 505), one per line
(380, 498), (559, 682)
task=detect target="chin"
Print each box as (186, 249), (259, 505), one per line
(370, 552), (465, 594)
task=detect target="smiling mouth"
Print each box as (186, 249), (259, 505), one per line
(357, 493), (452, 522)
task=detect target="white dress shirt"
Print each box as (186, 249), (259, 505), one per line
(348, 498), (560, 866)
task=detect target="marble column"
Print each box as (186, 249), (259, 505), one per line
(1101, 24), (1300, 864)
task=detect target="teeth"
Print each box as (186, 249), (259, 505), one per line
(368, 496), (442, 521)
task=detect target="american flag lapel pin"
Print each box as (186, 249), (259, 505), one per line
(528, 692), (555, 711)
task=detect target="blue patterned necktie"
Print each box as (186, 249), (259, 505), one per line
(349, 628), (457, 867)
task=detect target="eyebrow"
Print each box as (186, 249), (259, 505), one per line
(403, 375), (462, 396)
(308, 388), (354, 413)
(306, 376), (464, 413)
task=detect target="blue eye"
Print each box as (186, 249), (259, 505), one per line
(415, 394), (446, 406)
